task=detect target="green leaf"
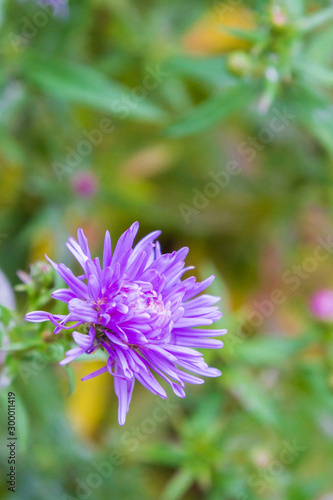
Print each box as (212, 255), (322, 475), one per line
(165, 83), (256, 137)
(162, 469), (194, 500)
(305, 26), (333, 65)
(0, 128), (25, 163)
(22, 55), (167, 122)
(201, 260), (231, 316)
(220, 26), (265, 43)
(0, 304), (12, 328)
(235, 336), (310, 367)
(286, 0), (305, 17)
(297, 6), (333, 32)
(186, 393), (221, 433)
(224, 369), (280, 428)
(140, 443), (185, 466)
(0, 339), (44, 352)
(165, 56), (234, 88)
(294, 59), (333, 87)
(284, 84), (333, 156)
(64, 364), (75, 397)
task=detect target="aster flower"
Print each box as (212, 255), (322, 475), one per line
(25, 223), (226, 425)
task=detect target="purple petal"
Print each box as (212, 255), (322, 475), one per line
(25, 311), (65, 323)
(77, 228), (92, 260)
(114, 363), (135, 426)
(68, 298), (98, 323)
(82, 366), (108, 381)
(51, 288), (76, 303)
(111, 222), (139, 266)
(103, 230), (112, 269)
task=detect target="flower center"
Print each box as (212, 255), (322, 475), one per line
(96, 281), (172, 342)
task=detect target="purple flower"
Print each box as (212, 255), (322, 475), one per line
(38, 0), (68, 16)
(25, 223), (225, 425)
(310, 289), (333, 322)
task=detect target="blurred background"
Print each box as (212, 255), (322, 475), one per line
(1, 0), (333, 499)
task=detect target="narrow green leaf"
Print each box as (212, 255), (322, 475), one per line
(220, 26), (265, 43)
(0, 128), (25, 163)
(236, 336), (310, 367)
(285, 85), (333, 155)
(165, 56), (234, 88)
(0, 304), (12, 328)
(23, 55), (167, 122)
(225, 369), (280, 428)
(0, 339), (43, 352)
(165, 83), (256, 137)
(286, 0), (305, 17)
(295, 59), (333, 87)
(64, 364), (75, 397)
(140, 443), (185, 466)
(162, 469), (194, 500)
(297, 6), (333, 32)
(305, 26), (333, 65)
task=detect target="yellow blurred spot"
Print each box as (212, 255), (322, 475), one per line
(183, 5), (256, 54)
(29, 229), (55, 262)
(121, 144), (174, 180)
(66, 361), (110, 439)
(301, 343), (324, 362)
(0, 163), (22, 208)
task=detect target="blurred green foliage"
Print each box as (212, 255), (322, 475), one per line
(1, 0), (333, 499)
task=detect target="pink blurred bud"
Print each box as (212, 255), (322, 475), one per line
(310, 289), (333, 321)
(70, 172), (98, 198)
(271, 6), (288, 28)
